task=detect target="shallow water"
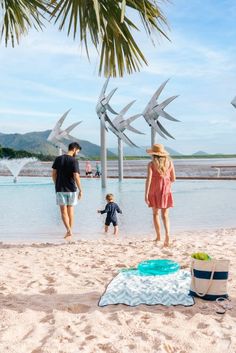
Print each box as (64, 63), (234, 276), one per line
(0, 177), (235, 243)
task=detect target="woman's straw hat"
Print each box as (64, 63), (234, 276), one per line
(146, 144), (169, 156)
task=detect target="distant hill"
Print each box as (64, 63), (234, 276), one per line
(193, 150), (208, 156)
(108, 145), (182, 156)
(0, 130), (115, 157)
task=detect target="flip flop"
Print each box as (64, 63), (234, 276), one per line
(215, 297), (233, 314)
(216, 305), (226, 314)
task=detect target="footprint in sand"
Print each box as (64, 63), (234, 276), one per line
(27, 280), (38, 288)
(164, 311), (176, 319)
(197, 322), (209, 329)
(40, 313), (55, 325)
(44, 275), (56, 284)
(97, 343), (116, 352)
(86, 335), (97, 341)
(81, 325), (92, 335)
(108, 313), (122, 325)
(135, 331), (148, 341)
(40, 287), (56, 294)
(20, 265), (29, 269)
(67, 304), (90, 314)
(128, 344), (137, 350)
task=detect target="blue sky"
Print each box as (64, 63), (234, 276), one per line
(0, 0), (236, 154)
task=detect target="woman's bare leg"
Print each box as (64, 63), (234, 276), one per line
(104, 225), (109, 233)
(152, 208), (161, 241)
(114, 226), (119, 235)
(161, 208), (170, 247)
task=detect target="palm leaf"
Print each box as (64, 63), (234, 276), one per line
(93, 0), (101, 32)
(120, 0), (126, 22)
(50, 0), (169, 77)
(1, 0), (169, 77)
(0, 0), (51, 46)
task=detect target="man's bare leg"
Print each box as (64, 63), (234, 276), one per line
(104, 225), (109, 233)
(114, 226), (119, 235)
(67, 206), (74, 233)
(60, 205), (72, 238)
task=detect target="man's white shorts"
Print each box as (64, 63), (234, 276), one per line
(56, 192), (77, 206)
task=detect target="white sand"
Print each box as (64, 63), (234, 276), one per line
(0, 228), (235, 353)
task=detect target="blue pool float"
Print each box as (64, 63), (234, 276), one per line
(137, 259), (180, 276)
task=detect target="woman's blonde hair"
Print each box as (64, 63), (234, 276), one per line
(152, 155), (171, 175)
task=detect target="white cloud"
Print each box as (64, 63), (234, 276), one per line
(0, 79), (97, 104)
(24, 81), (97, 103)
(0, 108), (57, 118)
(142, 32), (236, 79)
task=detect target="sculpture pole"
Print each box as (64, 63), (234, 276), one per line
(96, 78), (119, 188)
(118, 138), (124, 181)
(108, 102), (143, 182)
(100, 119), (107, 188)
(151, 128), (156, 146)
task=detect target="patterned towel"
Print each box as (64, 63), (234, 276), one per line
(99, 270), (194, 307)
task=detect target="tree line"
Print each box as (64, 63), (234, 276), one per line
(0, 145), (55, 161)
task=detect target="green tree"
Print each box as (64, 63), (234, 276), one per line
(0, 0), (168, 76)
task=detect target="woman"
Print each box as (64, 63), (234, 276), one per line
(85, 161), (93, 177)
(145, 144), (176, 247)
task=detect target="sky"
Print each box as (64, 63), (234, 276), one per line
(0, 0), (236, 154)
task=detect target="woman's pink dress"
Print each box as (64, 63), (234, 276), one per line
(148, 162), (174, 209)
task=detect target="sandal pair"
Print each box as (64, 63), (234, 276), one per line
(215, 297), (233, 314)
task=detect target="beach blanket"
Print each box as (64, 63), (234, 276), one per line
(99, 269), (194, 307)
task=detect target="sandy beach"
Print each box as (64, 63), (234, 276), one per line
(0, 228), (235, 353)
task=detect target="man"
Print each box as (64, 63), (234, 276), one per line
(52, 142), (82, 239)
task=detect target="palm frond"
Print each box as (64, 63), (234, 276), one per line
(50, 0), (169, 77)
(0, 0), (51, 46)
(120, 0), (126, 22)
(1, 0), (169, 77)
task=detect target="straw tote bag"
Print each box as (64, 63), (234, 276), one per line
(189, 258), (230, 300)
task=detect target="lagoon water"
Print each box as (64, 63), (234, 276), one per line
(0, 176), (235, 243)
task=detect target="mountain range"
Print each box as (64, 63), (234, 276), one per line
(0, 130), (116, 157)
(192, 150), (208, 156)
(109, 146), (182, 156)
(0, 130), (208, 157)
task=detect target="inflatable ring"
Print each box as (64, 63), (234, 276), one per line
(137, 259), (179, 276)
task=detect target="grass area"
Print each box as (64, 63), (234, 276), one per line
(171, 154), (236, 159)
(88, 154), (236, 161)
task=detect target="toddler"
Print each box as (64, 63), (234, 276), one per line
(98, 194), (122, 235)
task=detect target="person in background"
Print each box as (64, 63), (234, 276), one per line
(97, 193), (122, 235)
(145, 144), (176, 247)
(95, 161), (101, 177)
(85, 160), (93, 177)
(52, 142), (82, 239)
